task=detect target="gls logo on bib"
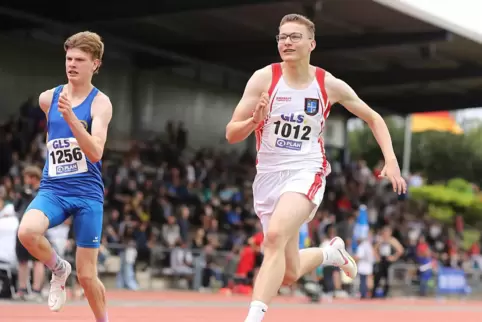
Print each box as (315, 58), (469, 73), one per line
(272, 113), (312, 151)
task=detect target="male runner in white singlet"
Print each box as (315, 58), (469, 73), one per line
(226, 14), (407, 322)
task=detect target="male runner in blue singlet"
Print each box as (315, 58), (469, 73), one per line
(17, 31), (112, 322)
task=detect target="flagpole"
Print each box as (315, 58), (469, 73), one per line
(402, 114), (412, 177)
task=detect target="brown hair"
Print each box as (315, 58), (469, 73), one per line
(279, 14), (315, 37)
(64, 31), (104, 73)
(23, 165), (42, 180)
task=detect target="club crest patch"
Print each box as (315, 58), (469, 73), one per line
(304, 98), (319, 116)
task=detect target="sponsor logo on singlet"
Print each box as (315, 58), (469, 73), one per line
(275, 138), (302, 150)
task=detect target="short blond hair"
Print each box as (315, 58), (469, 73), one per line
(279, 14), (315, 37)
(23, 165), (42, 180)
(64, 31), (104, 73)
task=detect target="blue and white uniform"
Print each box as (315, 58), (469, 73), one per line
(27, 85), (104, 248)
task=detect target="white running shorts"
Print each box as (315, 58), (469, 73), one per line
(253, 169), (326, 234)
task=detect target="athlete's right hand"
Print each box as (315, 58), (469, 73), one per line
(252, 92), (269, 124)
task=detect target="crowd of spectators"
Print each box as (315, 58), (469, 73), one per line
(0, 99), (481, 302)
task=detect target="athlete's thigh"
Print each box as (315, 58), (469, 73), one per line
(253, 172), (284, 235)
(21, 192), (69, 232)
(72, 198), (103, 249)
(268, 191), (314, 239)
(252, 172), (283, 220)
(281, 169), (326, 221)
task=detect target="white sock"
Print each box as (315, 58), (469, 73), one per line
(245, 301), (268, 322)
(322, 246), (338, 266)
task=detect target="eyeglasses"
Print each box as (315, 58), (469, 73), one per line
(275, 32), (311, 43)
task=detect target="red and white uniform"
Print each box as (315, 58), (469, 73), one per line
(253, 63), (332, 231)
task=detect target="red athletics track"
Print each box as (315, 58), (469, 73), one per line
(0, 290), (480, 322)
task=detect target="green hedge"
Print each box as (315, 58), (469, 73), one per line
(410, 179), (482, 225)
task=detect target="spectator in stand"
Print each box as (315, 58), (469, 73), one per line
(0, 197), (19, 299)
(416, 235), (432, 296)
(373, 226), (404, 298)
(232, 230), (263, 294)
(235, 240), (257, 285)
(0, 197), (18, 269)
(355, 230), (375, 299)
(162, 215), (181, 249)
(116, 224), (139, 290)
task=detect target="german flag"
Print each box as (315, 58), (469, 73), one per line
(411, 111), (463, 134)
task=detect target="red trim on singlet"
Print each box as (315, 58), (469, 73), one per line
(315, 67), (331, 118)
(268, 63), (282, 98)
(307, 171), (324, 200)
(315, 67), (332, 176)
(255, 63), (283, 164)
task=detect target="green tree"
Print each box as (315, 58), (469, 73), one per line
(410, 179), (482, 226)
(348, 117), (404, 166)
(348, 117), (482, 185)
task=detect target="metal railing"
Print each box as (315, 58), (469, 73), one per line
(100, 243), (235, 291)
(100, 243), (482, 296)
(146, 246), (233, 290)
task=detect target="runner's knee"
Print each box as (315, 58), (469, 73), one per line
(77, 267), (96, 286)
(76, 247), (99, 286)
(18, 209), (49, 246)
(264, 227), (290, 251)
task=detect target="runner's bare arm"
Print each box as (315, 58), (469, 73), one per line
(38, 89), (55, 114)
(326, 73), (397, 162)
(226, 67), (271, 144)
(67, 93), (113, 163)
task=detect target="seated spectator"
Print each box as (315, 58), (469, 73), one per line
(169, 239), (194, 288)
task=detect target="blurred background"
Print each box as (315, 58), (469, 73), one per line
(0, 0), (482, 302)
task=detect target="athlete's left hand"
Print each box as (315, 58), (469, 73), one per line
(379, 159), (407, 195)
(58, 93), (76, 122)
